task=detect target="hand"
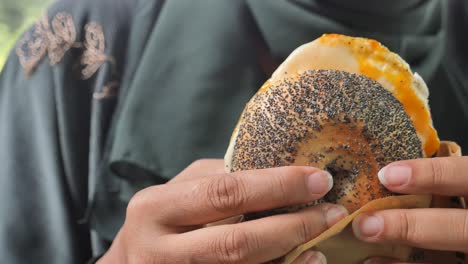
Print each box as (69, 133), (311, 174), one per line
(352, 157), (468, 263)
(98, 159), (347, 264)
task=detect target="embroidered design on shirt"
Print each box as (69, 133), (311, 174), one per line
(81, 22), (112, 80)
(16, 12), (76, 75)
(93, 81), (119, 99)
(16, 17), (47, 75)
(49, 12), (77, 65)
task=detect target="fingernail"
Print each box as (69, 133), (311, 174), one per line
(378, 165), (411, 187)
(363, 259), (376, 264)
(355, 214), (383, 238)
(307, 171), (333, 194)
(304, 251), (327, 264)
(325, 205), (348, 226)
(363, 258), (386, 264)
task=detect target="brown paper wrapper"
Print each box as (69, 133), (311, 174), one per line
(282, 141), (466, 264)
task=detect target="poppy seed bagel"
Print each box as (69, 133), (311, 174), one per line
(225, 69), (422, 213)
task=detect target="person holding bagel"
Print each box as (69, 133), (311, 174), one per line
(0, 0), (467, 263)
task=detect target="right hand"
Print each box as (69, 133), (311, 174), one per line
(98, 159), (347, 264)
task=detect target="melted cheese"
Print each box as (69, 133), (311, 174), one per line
(269, 34), (439, 157)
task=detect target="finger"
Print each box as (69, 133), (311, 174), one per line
(292, 250), (327, 264)
(352, 208), (468, 253)
(168, 159), (226, 184)
(377, 157), (468, 196)
(206, 215), (244, 227)
(130, 166), (333, 226)
(158, 203), (347, 264)
(362, 257), (412, 264)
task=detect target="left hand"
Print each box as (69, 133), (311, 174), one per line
(352, 156), (468, 262)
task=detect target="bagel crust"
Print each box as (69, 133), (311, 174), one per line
(270, 34), (439, 157)
(226, 70), (423, 212)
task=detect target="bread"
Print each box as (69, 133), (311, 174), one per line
(271, 34), (439, 157)
(225, 34), (439, 212)
(227, 69), (423, 213)
(223, 34), (447, 263)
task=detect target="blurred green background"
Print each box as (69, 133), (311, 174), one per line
(0, 0), (53, 71)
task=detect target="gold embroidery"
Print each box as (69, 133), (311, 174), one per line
(16, 15), (49, 75)
(49, 12), (77, 65)
(81, 22), (111, 79)
(93, 81), (119, 99)
(16, 12), (76, 75)
(16, 12), (113, 81)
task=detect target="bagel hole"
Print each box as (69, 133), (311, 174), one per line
(324, 165), (354, 205)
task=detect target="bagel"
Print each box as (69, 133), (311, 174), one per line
(223, 34), (458, 263)
(227, 69), (422, 214)
(225, 34), (438, 212)
(272, 34), (439, 158)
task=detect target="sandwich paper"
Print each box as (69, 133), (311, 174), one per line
(282, 141), (466, 264)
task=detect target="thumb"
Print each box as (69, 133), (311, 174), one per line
(362, 257), (414, 264)
(291, 251), (327, 264)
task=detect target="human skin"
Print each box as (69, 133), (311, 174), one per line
(98, 156), (468, 263)
(98, 159), (347, 264)
(356, 156), (468, 263)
